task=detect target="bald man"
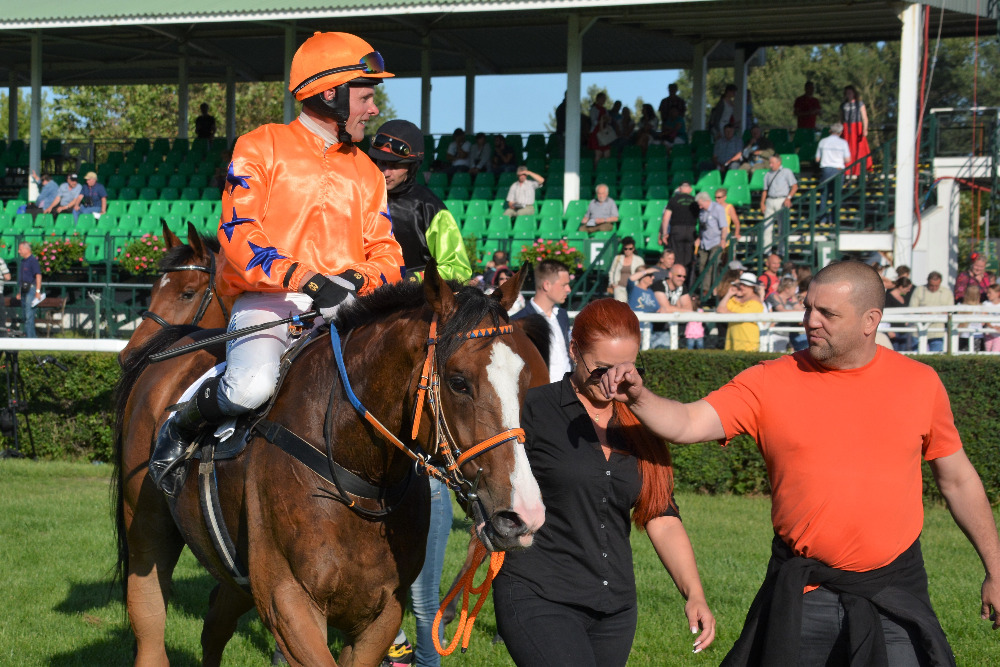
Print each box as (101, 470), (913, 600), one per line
(599, 260), (1000, 665)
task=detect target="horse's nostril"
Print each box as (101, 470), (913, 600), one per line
(491, 510), (526, 538)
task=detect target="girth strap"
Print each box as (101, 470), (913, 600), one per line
(254, 418), (413, 504)
(197, 440), (250, 590)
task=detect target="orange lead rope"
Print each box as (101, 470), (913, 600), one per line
(432, 532), (505, 656)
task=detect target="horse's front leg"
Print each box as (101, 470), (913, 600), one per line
(201, 582), (254, 667)
(260, 583), (337, 667)
(336, 595), (405, 667)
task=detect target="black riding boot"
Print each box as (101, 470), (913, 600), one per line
(149, 377), (225, 497)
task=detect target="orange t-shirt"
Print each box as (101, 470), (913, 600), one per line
(217, 118), (403, 297)
(703, 346), (962, 572)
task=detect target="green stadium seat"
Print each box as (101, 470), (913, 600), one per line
(473, 172), (495, 188)
(512, 215), (537, 236)
(0, 235), (17, 263)
(497, 172), (517, 190)
(723, 170), (749, 189)
(53, 216), (76, 235)
(180, 187), (201, 201)
(12, 213), (35, 232)
(543, 185), (563, 201)
(133, 138), (151, 154)
(780, 153), (801, 174)
(671, 155), (693, 171)
(84, 234), (108, 263)
(671, 171), (695, 190)
(564, 200), (588, 223)
(749, 169), (767, 191)
(446, 186), (470, 200)
(645, 145), (668, 162)
(126, 174), (146, 189)
(619, 185), (643, 200)
(139, 187), (160, 200)
(175, 161), (196, 176)
(189, 200), (214, 220)
(427, 172), (448, 189)
(538, 200), (564, 219)
(726, 184), (752, 207)
(187, 174), (209, 189)
(166, 173), (187, 189)
(618, 200), (643, 220)
(464, 200), (489, 220)
(768, 129), (790, 144)
(793, 128), (816, 147)
(620, 172), (643, 187)
(548, 158), (565, 173)
(486, 216), (512, 239)
(31, 213), (54, 229)
(689, 130), (712, 147)
(538, 215), (563, 235)
(108, 174), (128, 190)
(105, 200), (127, 217)
(4, 200), (26, 216)
(471, 185), (494, 200)
(126, 201), (149, 217)
(450, 172), (472, 189)
(201, 187), (221, 201)
(694, 170), (722, 193)
(95, 214), (118, 232)
(443, 200), (465, 219)
(617, 216), (643, 240)
(76, 214), (98, 233)
(106, 151), (125, 166)
(488, 199), (507, 218)
(646, 184), (670, 200)
(147, 174), (168, 190)
(429, 186), (447, 201)
(461, 215), (487, 237)
(644, 199), (669, 219)
(525, 157), (546, 174)
(42, 138), (62, 160)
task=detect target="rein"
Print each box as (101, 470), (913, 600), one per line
(329, 315), (523, 502)
(142, 252), (230, 329)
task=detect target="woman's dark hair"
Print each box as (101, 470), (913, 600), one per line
(892, 276), (912, 290)
(620, 236), (635, 249)
(491, 267), (513, 286)
(571, 299), (674, 529)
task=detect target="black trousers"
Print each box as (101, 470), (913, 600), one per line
(493, 577), (637, 667)
(799, 586), (930, 666)
(668, 225), (696, 285)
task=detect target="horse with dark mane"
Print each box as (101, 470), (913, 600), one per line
(113, 264), (546, 666)
(119, 221), (234, 366)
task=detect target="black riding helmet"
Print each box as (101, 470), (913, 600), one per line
(368, 119), (425, 165)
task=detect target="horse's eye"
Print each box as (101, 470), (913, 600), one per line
(180, 290), (196, 301)
(448, 376), (470, 395)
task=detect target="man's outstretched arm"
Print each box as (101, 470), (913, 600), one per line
(599, 363), (725, 444)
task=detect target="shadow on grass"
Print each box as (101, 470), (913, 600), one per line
(53, 574), (274, 661)
(47, 625), (201, 667)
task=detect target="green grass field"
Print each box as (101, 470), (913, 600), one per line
(0, 460), (997, 665)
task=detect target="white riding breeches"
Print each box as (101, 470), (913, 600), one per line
(216, 291), (315, 416)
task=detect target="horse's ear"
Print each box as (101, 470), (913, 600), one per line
(423, 259), (456, 317)
(493, 263), (530, 311)
(162, 222), (183, 249)
(186, 221), (206, 258)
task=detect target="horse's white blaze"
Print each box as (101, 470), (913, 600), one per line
(159, 275), (171, 288)
(486, 342), (545, 539)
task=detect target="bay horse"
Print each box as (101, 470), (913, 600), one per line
(118, 221), (233, 366)
(113, 263), (547, 666)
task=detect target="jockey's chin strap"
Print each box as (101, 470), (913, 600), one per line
(329, 315), (524, 500)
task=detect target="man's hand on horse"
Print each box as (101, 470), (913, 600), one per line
(599, 362), (644, 405)
(302, 271), (364, 321)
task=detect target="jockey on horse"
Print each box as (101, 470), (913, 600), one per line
(149, 31), (404, 496)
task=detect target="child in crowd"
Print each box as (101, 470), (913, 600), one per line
(685, 296), (705, 349)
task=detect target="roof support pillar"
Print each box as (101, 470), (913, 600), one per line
(733, 47), (747, 133)
(691, 40), (719, 132)
(283, 24), (296, 124)
(564, 14), (596, 209)
(225, 66), (237, 148)
(29, 31), (41, 177)
(177, 45), (189, 139)
(893, 2), (922, 270)
(465, 59), (475, 134)
(8, 74), (17, 145)
(420, 35), (431, 135)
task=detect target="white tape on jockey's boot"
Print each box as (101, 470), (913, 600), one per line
(214, 419), (238, 443)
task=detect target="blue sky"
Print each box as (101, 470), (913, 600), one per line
(378, 68), (683, 135)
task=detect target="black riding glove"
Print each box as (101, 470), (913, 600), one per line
(301, 271), (364, 321)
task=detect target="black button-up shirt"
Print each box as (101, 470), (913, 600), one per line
(497, 375), (679, 614)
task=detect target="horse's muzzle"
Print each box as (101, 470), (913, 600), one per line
(473, 502), (539, 552)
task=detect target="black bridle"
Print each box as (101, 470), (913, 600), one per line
(141, 252), (230, 329)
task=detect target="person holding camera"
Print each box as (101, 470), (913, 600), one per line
(73, 172), (108, 224)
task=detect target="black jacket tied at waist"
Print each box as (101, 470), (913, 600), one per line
(722, 535), (955, 667)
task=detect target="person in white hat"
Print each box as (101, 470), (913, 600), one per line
(716, 271), (764, 351)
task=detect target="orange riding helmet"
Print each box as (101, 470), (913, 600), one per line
(289, 32), (394, 101)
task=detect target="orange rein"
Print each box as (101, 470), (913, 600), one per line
(432, 531), (506, 656)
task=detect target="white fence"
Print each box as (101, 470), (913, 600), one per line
(572, 305), (1000, 354)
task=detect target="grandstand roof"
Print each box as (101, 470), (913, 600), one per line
(0, 1), (990, 87)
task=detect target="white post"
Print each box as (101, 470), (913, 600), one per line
(283, 24), (296, 124)
(564, 14), (584, 210)
(733, 48), (747, 133)
(29, 32), (41, 176)
(465, 59), (475, 133)
(420, 35), (432, 135)
(7, 76), (16, 144)
(691, 43), (709, 131)
(177, 45), (189, 139)
(893, 3), (922, 269)
(225, 66), (237, 147)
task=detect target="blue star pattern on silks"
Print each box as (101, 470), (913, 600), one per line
(220, 207), (256, 242)
(245, 241), (286, 278)
(380, 209), (394, 237)
(226, 162), (252, 195)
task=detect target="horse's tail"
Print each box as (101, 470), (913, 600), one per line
(110, 325), (202, 614)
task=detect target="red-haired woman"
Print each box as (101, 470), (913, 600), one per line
(493, 298), (715, 666)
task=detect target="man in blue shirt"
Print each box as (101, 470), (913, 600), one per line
(17, 242), (42, 338)
(74, 171), (108, 223)
(694, 190), (729, 293)
(31, 170), (60, 213)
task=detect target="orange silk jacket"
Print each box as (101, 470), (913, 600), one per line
(217, 118), (403, 297)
